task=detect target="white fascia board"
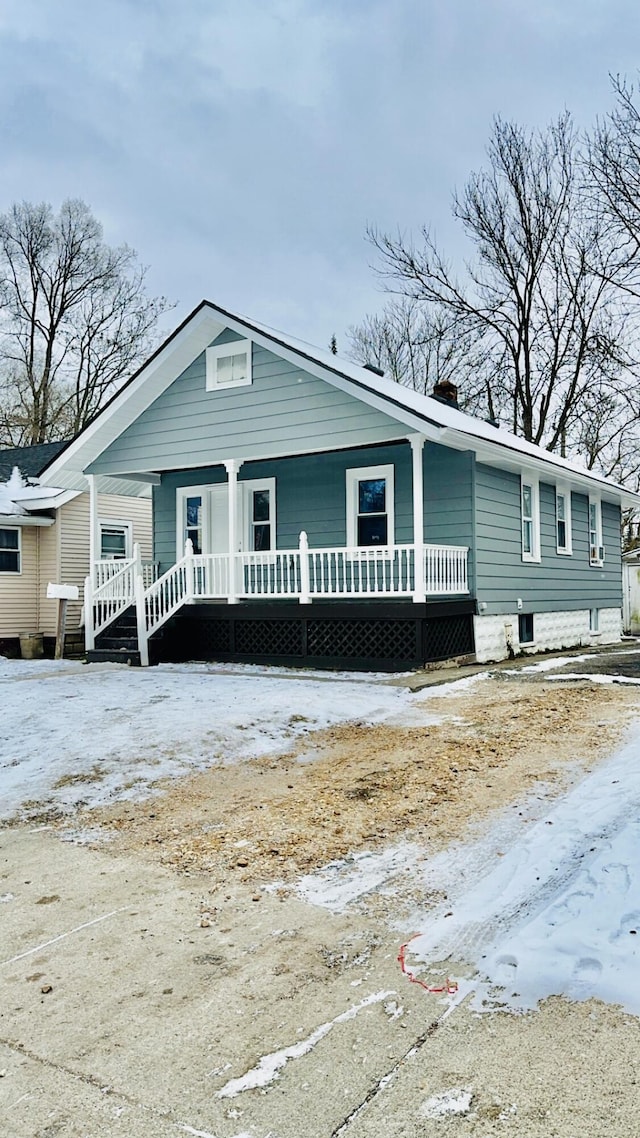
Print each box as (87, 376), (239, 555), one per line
(15, 489), (81, 510)
(38, 306), (227, 491)
(0, 513), (55, 527)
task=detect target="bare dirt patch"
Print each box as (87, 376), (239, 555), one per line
(81, 676), (640, 886)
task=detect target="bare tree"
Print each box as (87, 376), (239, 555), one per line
(367, 114), (640, 480)
(348, 296), (498, 416)
(0, 199), (171, 445)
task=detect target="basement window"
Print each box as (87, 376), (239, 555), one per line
(518, 612), (534, 645)
(206, 340), (252, 390)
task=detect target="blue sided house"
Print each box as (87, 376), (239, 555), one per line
(38, 300), (640, 670)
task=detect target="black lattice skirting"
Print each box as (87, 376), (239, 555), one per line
(158, 600), (476, 671)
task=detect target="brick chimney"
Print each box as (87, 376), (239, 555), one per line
(432, 380), (459, 408)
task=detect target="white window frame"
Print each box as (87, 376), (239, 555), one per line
(0, 525), (21, 574)
(99, 518), (133, 561)
(555, 487), (572, 556)
(346, 464), (395, 548)
(205, 339), (252, 391)
(521, 477), (540, 563)
(590, 607), (600, 635)
(242, 477), (276, 552)
(176, 485), (212, 559)
(588, 497), (605, 566)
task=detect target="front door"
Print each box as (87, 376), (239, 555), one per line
(209, 486), (230, 555)
(180, 485), (232, 557)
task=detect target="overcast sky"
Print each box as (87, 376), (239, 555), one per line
(1, 0), (640, 352)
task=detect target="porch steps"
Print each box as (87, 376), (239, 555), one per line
(87, 605), (172, 667)
(88, 606), (141, 666)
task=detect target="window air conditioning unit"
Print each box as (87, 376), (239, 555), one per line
(590, 544), (605, 563)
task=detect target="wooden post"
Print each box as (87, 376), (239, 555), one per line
(47, 583), (80, 658)
(55, 599), (68, 660)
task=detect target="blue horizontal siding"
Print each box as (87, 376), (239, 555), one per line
(89, 340), (405, 475)
(475, 463), (621, 613)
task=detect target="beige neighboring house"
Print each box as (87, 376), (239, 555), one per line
(0, 442), (152, 656)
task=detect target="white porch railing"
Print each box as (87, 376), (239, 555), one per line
(86, 534), (469, 665)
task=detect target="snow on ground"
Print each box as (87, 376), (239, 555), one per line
(407, 729), (640, 1016)
(0, 659), (426, 819)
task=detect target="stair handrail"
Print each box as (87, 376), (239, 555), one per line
(142, 540), (193, 644)
(89, 546), (140, 642)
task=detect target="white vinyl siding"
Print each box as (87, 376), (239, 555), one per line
(60, 493), (152, 629)
(0, 526), (38, 636)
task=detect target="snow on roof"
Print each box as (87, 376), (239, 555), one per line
(0, 465), (69, 522)
(237, 307), (639, 502)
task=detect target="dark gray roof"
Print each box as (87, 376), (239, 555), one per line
(0, 440), (70, 482)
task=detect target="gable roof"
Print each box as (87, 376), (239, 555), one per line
(0, 440), (69, 482)
(38, 299), (640, 508)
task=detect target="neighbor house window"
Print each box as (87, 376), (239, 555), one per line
(243, 478), (276, 552)
(205, 339), (252, 390)
(555, 489), (572, 555)
(99, 521), (132, 560)
(521, 479), (540, 562)
(590, 608), (600, 633)
(0, 527), (20, 573)
(346, 465), (395, 547)
(588, 498), (604, 565)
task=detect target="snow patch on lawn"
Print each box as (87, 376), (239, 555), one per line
(293, 842), (424, 912)
(408, 729), (640, 1015)
(0, 658), (474, 820)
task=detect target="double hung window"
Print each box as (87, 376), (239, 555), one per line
(248, 486), (273, 551)
(521, 479), (540, 562)
(99, 521), (131, 560)
(589, 498), (604, 565)
(555, 489), (572, 555)
(0, 527), (20, 573)
(346, 465), (394, 547)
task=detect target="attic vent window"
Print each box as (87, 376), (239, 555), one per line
(206, 340), (252, 391)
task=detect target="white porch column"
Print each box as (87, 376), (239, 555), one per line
(224, 459), (243, 604)
(409, 434), (426, 603)
(87, 473), (100, 587)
